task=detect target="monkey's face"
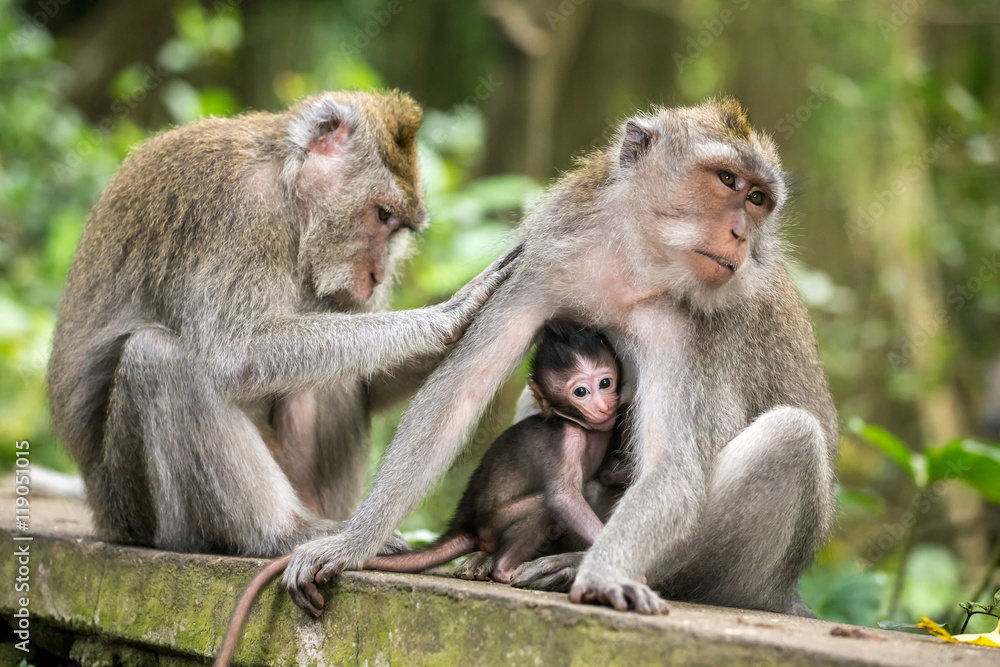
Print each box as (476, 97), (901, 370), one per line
(547, 353), (620, 431)
(292, 95), (427, 309)
(619, 100), (786, 306)
(676, 160), (777, 288)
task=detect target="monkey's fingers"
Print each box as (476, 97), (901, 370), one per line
(510, 552), (583, 592)
(283, 555), (326, 617)
(315, 563), (341, 585)
(287, 577), (324, 618)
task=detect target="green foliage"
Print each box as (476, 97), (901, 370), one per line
(849, 417), (1000, 502)
(799, 560), (885, 626)
(841, 418), (1000, 625)
(0, 0), (128, 469)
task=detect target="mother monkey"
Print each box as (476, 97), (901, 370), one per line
(286, 98), (838, 616)
(48, 90), (518, 557)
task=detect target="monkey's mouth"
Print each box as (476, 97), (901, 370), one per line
(694, 250), (738, 272)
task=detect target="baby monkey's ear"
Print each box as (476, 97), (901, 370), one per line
(529, 380), (552, 415)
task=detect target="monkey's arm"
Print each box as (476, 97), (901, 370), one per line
(233, 247), (520, 398)
(282, 276), (549, 616)
(569, 310), (696, 614)
(544, 423), (604, 544)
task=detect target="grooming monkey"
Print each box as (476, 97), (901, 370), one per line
(212, 321), (621, 666)
(47, 89), (519, 559)
(285, 98), (838, 618)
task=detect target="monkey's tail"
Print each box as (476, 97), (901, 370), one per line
(214, 553), (292, 667)
(365, 533), (476, 573)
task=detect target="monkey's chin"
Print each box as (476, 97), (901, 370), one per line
(588, 416), (617, 432)
(691, 250), (737, 287)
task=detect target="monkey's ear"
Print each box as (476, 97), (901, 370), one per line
(309, 120), (349, 157)
(619, 119), (658, 170)
(529, 381), (551, 414)
(288, 96), (353, 157)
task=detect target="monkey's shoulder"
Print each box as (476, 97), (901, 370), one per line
(469, 415), (569, 478)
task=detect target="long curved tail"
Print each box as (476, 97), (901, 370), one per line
(214, 553), (292, 667)
(366, 533), (476, 573)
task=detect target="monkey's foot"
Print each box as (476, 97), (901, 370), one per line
(569, 567), (669, 615)
(509, 552), (582, 592)
(453, 552), (495, 581)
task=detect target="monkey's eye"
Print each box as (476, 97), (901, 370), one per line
(747, 190), (765, 206)
(573, 387), (588, 398)
(377, 206), (393, 223)
(599, 378), (612, 389)
(718, 171), (736, 188)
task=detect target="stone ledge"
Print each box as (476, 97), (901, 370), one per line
(2, 531), (997, 666)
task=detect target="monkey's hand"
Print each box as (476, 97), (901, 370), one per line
(282, 530), (405, 617)
(437, 242), (523, 344)
(509, 552), (584, 593)
(568, 565), (669, 615)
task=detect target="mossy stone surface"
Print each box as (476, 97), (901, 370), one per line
(1, 532), (993, 666)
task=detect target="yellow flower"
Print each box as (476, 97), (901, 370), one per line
(918, 616), (1000, 648)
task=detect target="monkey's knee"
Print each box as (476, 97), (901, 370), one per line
(723, 406), (826, 481)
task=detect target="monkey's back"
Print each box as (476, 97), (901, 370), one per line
(449, 414), (566, 535)
(47, 113), (296, 467)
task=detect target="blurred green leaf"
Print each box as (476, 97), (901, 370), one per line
(800, 561), (885, 626)
(876, 620), (926, 634)
(926, 439), (1000, 504)
(848, 417), (920, 484)
(899, 544), (963, 619)
(836, 485), (886, 517)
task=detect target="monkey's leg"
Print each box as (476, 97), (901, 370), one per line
(653, 406), (832, 615)
(302, 383), (410, 555)
(105, 328), (332, 557)
(491, 513), (556, 584)
(308, 382), (369, 521)
(272, 390), (321, 514)
(453, 494), (552, 582)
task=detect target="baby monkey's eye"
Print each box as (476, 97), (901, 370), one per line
(377, 206), (393, 223)
(718, 171), (736, 188)
(574, 387), (588, 398)
(747, 190), (765, 206)
(599, 378), (613, 389)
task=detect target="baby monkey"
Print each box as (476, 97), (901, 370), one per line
(214, 321), (620, 666)
(366, 319), (622, 583)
